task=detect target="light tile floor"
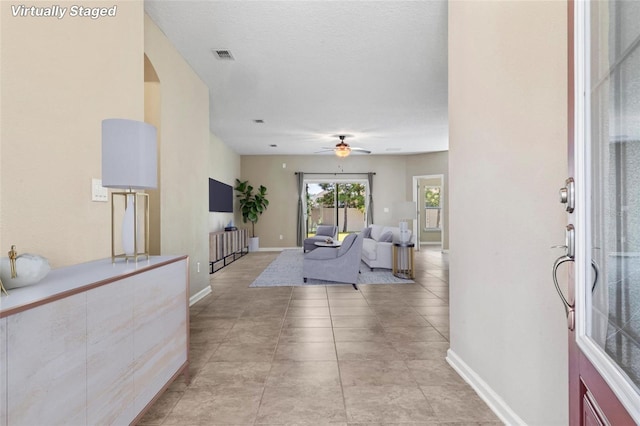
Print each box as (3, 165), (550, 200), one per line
(140, 247), (502, 425)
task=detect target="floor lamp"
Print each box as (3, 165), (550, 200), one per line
(102, 118), (157, 263)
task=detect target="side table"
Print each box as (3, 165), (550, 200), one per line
(392, 242), (415, 279)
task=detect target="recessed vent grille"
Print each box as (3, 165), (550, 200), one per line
(213, 49), (234, 60)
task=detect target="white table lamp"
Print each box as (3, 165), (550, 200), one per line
(102, 118), (157, 262)
(397, 201), (416, 243)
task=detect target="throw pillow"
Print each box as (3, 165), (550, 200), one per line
(370, 224), (384, 241)
(361, 227), (372, 239)
(378, 231), (393, 242)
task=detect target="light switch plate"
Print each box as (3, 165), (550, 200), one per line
(92, 178), (108, 202)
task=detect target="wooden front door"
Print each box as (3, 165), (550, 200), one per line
(562, 1), (640, 423)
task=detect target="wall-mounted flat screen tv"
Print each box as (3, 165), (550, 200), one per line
(209, 178), (233, 212)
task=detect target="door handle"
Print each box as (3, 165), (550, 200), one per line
(551, 224), (576, 330)
(552, 255), (574, 316)
(591, 259), (599, 292)
(552, 255), (575, 331)
(550, 223), (599, 330)
(551, 256), (599, 331)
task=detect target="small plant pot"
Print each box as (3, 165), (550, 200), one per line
(248, 237), (260, 252)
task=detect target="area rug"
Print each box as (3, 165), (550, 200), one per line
(250, 249), (414, 287)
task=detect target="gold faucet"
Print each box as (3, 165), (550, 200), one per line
(8, 245), (18, 279)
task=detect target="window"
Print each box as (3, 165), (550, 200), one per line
(424, 186), (441, 230)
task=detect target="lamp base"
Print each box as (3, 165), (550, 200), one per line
(399, 221), (411, 243)
(111, 191), (150, 263)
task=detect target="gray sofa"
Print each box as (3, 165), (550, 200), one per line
(303, 225), (339, 252)
(302, 233), (364, 285)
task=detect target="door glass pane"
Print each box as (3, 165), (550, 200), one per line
(588, 0), (640, 392)
(336, 183), (367, 238)
(305, 181), (367, 241)
(424, 186), (442, 229)
(307, 183), (336, 238)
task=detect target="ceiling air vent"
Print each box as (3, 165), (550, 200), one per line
(213, 49), (234, 60)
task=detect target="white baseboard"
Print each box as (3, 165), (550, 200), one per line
(189, 286), (212, 307)
(446, 349), (526, 425)
(258, 246), (299, 252)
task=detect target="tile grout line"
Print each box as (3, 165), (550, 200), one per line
(328, 286), (352, 424)
(252, 285), (294, 425)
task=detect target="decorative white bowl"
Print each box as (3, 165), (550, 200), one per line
(0, 254), (51, 290)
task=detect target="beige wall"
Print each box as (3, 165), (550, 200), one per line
(0, 1), (144, 267)
(240, 153), (448, 249)
(449, 1), (568, 424)
(144, 15), (210, 297)
(208, 132), (241, 232)
(144, 55), (162, 255)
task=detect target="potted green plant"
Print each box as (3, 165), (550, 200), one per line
(234, 179), (269, 251)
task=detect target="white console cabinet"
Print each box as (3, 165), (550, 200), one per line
(0, 256), (189, 426)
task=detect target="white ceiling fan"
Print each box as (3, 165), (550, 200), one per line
(316, 135), (372, 158)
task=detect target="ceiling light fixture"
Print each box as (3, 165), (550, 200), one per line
(335, 143), (351, 158)
(315, 135), (371, 158)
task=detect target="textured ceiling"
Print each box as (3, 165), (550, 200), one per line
(144, 1), (448, 156)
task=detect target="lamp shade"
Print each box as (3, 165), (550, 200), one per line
(102, 118), (157, 189)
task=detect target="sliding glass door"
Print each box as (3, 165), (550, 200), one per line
(305, 179), (368, 241)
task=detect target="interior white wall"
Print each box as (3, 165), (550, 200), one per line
(448, 1), (569, 424)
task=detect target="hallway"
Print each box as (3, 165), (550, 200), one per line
(140, 247), (501, 424)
